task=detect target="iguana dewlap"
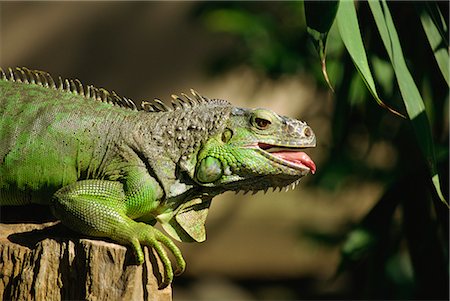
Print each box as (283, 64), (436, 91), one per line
(0, 67), (316, 288)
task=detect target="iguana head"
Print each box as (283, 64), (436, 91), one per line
(138, 90), (315, 195)
(193, 106), (316, 192)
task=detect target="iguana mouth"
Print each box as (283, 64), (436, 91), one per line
(256, 143), (316, 174)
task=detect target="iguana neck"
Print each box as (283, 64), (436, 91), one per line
(125, 106), (232, 199)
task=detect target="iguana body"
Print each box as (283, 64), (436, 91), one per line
(0, 67), (316, 287)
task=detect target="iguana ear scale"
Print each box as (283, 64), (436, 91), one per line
(197, 157), (222, 183)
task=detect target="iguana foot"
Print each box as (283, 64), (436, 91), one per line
(129, 222), (186, 288)
(51, 180), (185, 288)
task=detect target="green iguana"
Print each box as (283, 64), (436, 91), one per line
(0, 67), (316, 288)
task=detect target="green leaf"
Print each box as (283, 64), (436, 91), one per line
(419, 3), (449, 86)
(368, 0), (448, 206)
(421, 2), (449, 47)
(304, 0), (340, 91)
(336, 0), (404, 118)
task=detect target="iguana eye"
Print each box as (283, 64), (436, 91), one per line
(251, 109), (274, 130)
(254, 117), (271, 130)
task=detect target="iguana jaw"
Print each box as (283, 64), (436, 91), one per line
(250, 142), (316, 174)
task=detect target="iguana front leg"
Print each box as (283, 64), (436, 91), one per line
(51, 179), (185, 288)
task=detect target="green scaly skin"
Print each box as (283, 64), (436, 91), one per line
(0, 67), (316, 288)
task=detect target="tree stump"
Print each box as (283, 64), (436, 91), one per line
(0, 205), (171, 301)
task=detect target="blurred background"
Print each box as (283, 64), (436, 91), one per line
(1, 2), (448, 300)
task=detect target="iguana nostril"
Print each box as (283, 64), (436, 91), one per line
(303, 126), (313, 138)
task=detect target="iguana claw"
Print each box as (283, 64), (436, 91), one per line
(130, 223), (185, 288)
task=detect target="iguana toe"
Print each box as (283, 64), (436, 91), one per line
(130, 222), (185, 288)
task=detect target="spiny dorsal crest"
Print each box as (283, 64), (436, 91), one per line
(0, 67), (230, 112)
(141, 89), (230, 112)
(0, 67), (138, 110)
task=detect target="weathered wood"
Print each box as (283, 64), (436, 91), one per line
(0, 206), (171, 301)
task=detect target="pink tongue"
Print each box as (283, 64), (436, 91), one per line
(273, 151), (316, 174)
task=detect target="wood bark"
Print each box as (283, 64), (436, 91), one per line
(0, 206), (171, 301)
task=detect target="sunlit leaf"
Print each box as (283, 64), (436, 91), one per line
(421, 2), (449, 47)
(336, 1), (404, 118)
(419, 3), (449, 86)
(369, 0), (448, 206)
(304, 1), (339, 91)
